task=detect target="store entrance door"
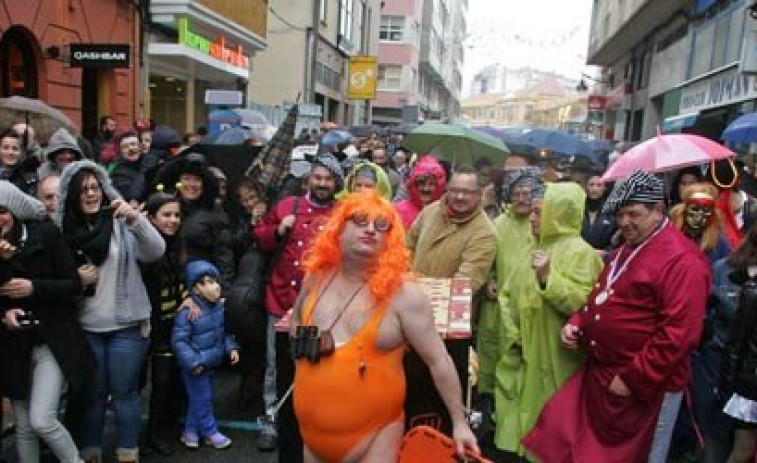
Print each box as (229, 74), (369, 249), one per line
(81, 68), (99, 141)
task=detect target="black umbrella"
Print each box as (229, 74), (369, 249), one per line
(245, 99), (299, 201)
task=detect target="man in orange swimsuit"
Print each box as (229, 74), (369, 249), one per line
(290, 190), (479, 462)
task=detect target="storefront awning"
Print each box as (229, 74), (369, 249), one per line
(148, 43), (249, 82)
(662, 112), (699, 133)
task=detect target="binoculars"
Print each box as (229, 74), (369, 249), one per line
(291, 325), (335, 363)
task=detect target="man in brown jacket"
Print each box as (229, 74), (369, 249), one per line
(404, 164), (497, 434)
(407, 164), (497, 293)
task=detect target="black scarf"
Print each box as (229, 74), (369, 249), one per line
(64, 210), (114, 266)
(586, 196), (605, 213)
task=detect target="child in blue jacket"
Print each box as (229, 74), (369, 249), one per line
(172, 260), (239, 449)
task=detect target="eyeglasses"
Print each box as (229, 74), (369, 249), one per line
(80, 183), (101, 195)
(350, 213), (392, 233)
(448, 187), (480, 197)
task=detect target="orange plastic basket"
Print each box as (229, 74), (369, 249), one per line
(398, 425), (491, 463)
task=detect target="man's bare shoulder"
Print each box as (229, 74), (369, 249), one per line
(390, 278), (430, 313)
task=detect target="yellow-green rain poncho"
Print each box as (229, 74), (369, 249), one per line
(493, 182), (603, 457)
(335, 160), (393, 200)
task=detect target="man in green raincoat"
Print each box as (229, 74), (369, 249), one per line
(493, 181), (603, 458)
(477, 168), (541, 399)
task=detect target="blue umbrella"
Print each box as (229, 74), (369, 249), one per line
(472, 126), (507, 138)
(513, 128), (593, 158)
(212, 126), (267, 145)
(321, 129), (352, 146)
(723, 112), (757, 143)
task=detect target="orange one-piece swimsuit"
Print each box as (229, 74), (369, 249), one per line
(293, 287), (407, 462)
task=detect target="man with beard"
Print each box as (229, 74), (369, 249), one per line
(405, 164), (497, 433)
(523, 170), (711, 463)
(91, 115), (116, 162)
(253, 154), (343, 452)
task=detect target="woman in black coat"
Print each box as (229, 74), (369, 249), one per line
(0, 180), (93, 462)
(153, 152), (235, 292)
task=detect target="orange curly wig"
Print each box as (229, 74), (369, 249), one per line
(670, 182), (723, 252)
(303, 189), (410, 307)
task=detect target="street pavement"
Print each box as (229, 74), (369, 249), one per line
(2, 369), (278, 462)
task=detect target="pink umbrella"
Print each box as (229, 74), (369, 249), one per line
(602, 133), (735, 181)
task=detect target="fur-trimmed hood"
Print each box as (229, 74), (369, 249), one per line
(54, 160), (122, 227)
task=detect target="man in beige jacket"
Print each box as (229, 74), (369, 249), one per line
(404, 163), (497, 434)
(407, 164), (497, 293)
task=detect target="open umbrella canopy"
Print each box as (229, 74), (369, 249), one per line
(321, 129), (352, 146)
(602, 133), (735, 181)
(0, 96), (77, 142)
(402, 123), (509, 165)
(513, 128), (593, 158)
(210, 126), (268, 145)
(233, 108), (270, 127)
(723, 112), (757, 143)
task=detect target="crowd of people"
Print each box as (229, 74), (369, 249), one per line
(2, 112), (757, 463)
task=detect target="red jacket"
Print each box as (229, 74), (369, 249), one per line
(523, 222), (711, 462)
(254, 195), (335, 317)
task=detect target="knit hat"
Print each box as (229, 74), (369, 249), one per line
(312, 153), (345, 190)
(185, 260), (220, 289)
(602, 170), (664, 215)
(0, 180), (47, 221)
(44, 128), (83, 162)
(502, 166), (545, 203)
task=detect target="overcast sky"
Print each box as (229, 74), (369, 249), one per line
(462, 0), (597, 96)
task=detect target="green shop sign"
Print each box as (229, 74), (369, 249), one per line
(178, 17), (250, 69)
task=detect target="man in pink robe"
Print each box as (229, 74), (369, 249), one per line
(522, 170), (711, 463)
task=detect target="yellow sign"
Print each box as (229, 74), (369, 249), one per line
(348, 55), (378, 100)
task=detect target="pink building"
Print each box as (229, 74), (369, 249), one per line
(373, 0), (467, 125)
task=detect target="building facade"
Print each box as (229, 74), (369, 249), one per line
(372, 0), (467, 125)
(146, 0), (268, 134)
(461, 75), (587, 130)
(249, 0), (382, 126)
(0, 0), (142, 139)
(586, 0), (752, 143)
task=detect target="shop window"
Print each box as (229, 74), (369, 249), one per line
(0, 27), (38, 98)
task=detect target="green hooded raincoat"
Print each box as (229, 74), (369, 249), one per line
(493, 182), (604, 456)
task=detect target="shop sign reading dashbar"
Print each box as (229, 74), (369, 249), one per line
(178, 18), (249, 70)
(70, 44), (130, 68)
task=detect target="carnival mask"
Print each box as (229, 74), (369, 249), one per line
(684, 193), (715, 232)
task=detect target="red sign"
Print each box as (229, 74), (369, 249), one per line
(587, 95), (607, 111)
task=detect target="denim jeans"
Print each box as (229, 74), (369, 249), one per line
(181, 370), (218, 438)
(263, 314), (279, 417)
(649, 391), (684, 463)
(82, 326), (148, 458)
(12, 344), (82, 463)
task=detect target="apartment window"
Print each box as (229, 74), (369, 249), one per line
(690, 22), (715, 77)
(378, 65), (402, 91)
(689, 4), (746, 79)
(339, 0), (353, 43)
(316, 62), (342, 92)
(726, 5), (745, 63)
(380, 16), (405, 42)
(320, 0), (326, 22)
